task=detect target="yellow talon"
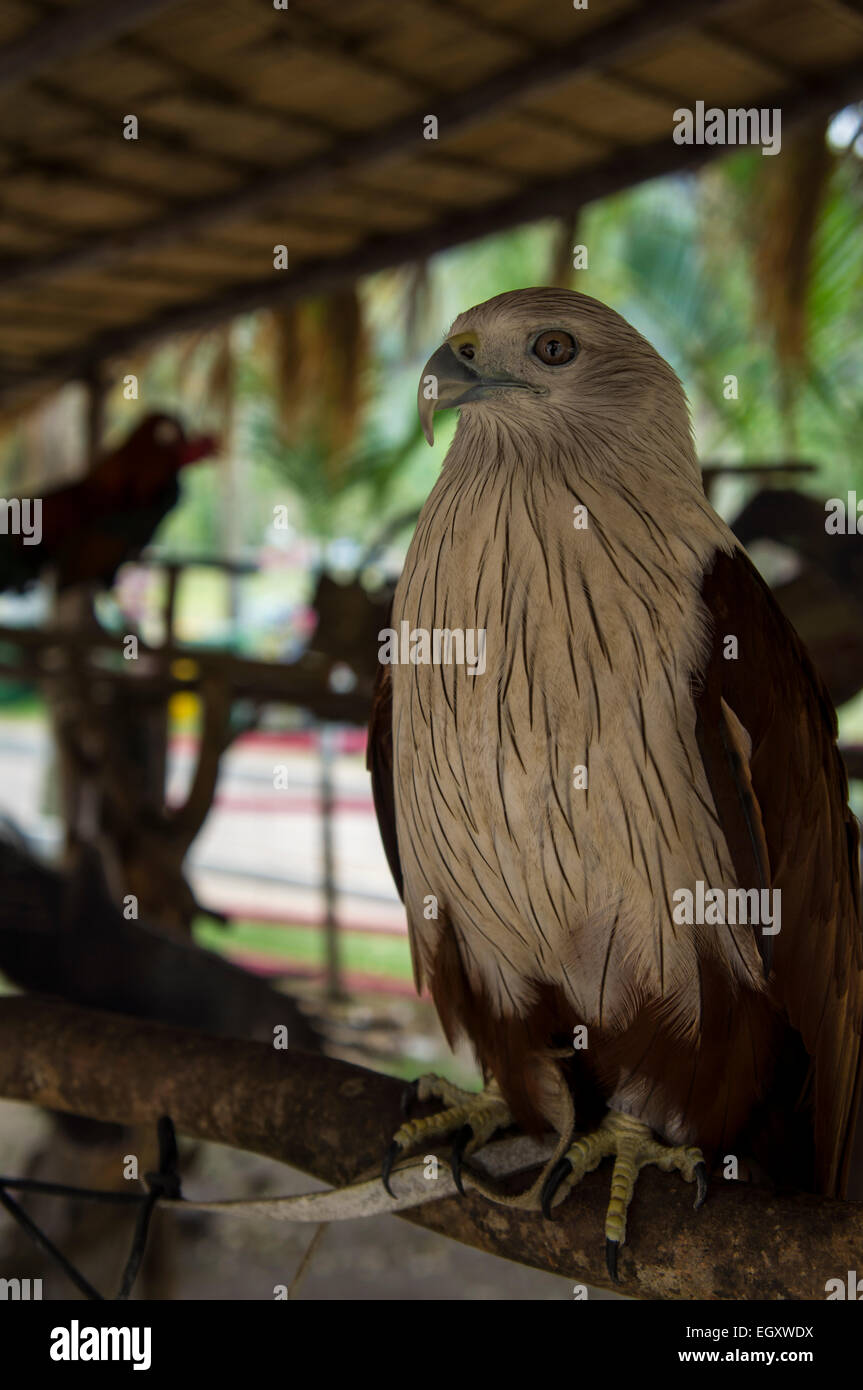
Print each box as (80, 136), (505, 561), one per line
(382, 1075), (512, 1197)
(540, 1110), (707, 1281)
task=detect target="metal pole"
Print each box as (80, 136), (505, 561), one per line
(319, 721), (344, 1000)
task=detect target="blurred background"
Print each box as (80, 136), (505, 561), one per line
(0, 0), (862, 1299)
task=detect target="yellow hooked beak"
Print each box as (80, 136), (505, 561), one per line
(417, 332), (539, 444)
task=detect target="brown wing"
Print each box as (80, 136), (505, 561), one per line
(696, 546), (863, 1195)
(367, 660), (403, 900)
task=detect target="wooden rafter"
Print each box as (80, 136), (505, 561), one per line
(0, 0), (185, 95)
(2, 52), (863, 407)
(0, 0), (742, 296)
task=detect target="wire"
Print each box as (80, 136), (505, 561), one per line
(0, 1114), (181, 1302)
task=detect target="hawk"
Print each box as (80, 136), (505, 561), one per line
(368, 288), (863, 1279)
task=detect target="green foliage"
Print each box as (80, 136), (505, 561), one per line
(194, 917), (414, 980)
(243, 385), (428, 544)
(573, 141), (863, 494)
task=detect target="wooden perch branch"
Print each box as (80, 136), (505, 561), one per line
(0, 624), (371, 724)
(1, 996), (860, 1299)
(166, 675), (234, 850)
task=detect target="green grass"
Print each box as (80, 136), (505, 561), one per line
(0, 689), (44, 718)
(194, 917), (414, 981)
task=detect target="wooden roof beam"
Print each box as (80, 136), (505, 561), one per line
(4, 49), (863, 409)
(0, 0), (185, 95)
(816, 0), (863, 38)
(0, 0), (744, 295)
(31, 75), (267, 180)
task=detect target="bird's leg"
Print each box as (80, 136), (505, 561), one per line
(382, 1074), (513, 1197)
(541, 1110), (707, 1282)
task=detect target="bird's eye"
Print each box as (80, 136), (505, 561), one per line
(532, 330), (577, 366)
(153, 420), (181, 446)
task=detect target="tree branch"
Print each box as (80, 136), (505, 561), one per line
(0, 996), (859, 1298)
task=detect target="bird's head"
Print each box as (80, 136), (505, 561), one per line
(418, 288), (696, 481)
(94, 414), (220, 499)
(135, 414), (220, 471)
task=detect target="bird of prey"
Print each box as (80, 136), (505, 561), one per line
(368, 287), (863, 1279)
(0, 413), (217, 593)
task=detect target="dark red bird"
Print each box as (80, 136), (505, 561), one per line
(0, 413), (218, 592)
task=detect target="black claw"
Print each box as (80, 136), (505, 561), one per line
(451, 1124), (474, 1196)
(381, 1141), (400, 1198)
(693, 1161), (708, 1210)
(400, 1078), (420, 1119)
(540, 1155), (573, 1219)
(606, 1238), (620, 1283)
